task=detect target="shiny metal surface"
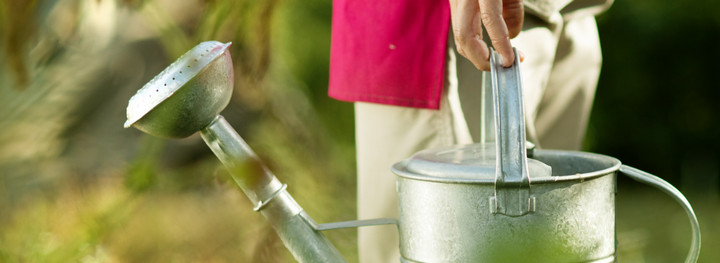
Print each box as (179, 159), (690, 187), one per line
(300, 211), (398, 231)
(125, 41), (233, 138)
(399, 143), (556, 183)
(480, 70), (494, 144)
(489, 48), (539, 216)
(392, 49), (618, 262)
(394, 150), (619, 263)
(201, 116), (288, 207)
(254, 183), (288, 211)
(392, 48), (699, 263)
(201, 116), (346, 263)
(396, 148), (618, 184)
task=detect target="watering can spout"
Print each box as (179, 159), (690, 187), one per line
(124, 41), (347, 263)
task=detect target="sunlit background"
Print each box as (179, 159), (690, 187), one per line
(0, 0), (717, 262)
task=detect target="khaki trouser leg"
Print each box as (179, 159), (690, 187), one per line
(355, 102), (454, 263)
(356, 47), (471, 263)
(534, 15), (602, 150)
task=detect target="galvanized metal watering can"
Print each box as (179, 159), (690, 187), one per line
(124, 41), (701, 262)
(392, 50), (701, 262)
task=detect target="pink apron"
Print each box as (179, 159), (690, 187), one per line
(328, 0), (450, 109)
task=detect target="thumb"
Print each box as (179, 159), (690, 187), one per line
(502, 0), (524, 38)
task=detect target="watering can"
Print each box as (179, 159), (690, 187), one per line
(124, 41), (701, 262)
(391, 50), (701, 262)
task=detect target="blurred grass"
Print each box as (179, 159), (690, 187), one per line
(0, 0), (717, 262)
(0, 0), (355, 262)
(615, 183), (719, 263)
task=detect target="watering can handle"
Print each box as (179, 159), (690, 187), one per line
(620, 165), (701, 263)
(488, 48), (534, 217)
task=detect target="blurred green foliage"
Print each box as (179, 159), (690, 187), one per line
(0, 0), (717, 262)
(591, 0), (720, 190)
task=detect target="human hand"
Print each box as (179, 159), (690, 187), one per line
(449, 0), (524, 70)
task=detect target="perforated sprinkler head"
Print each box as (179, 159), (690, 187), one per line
(124, 41), (233, 138)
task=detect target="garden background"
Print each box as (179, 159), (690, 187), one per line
(0, 0), (718, 262)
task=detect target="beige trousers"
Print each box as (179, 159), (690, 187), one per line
(355, 13), (603, 263)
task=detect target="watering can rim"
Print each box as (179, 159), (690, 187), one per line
(392, 148), (622, 184)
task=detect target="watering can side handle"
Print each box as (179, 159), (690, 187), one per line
(619, 165), (701, 263)
(299, 211), (398, 231)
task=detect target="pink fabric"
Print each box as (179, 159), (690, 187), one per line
(328, 0), (451, 110)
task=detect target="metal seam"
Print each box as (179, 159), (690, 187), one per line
(253, 183), (288, 212)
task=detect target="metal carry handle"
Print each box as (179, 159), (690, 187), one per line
(488, 48), (535, 216)
(620, 165), (701, 263)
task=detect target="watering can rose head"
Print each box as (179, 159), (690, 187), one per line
(124, 41), (234, 138)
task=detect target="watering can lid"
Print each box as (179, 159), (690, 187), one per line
(396, 143), (552, 182)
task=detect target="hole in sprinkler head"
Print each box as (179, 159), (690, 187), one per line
(172, 77), (175, 80)
(164, 83), (166, 86)
(179, 71), (182, 74)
